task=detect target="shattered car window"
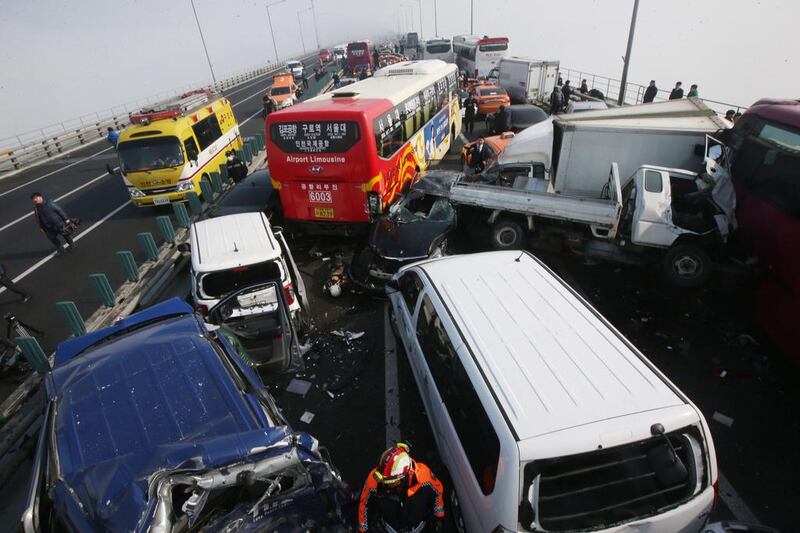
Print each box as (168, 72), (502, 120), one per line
(427, 197), (455, 222)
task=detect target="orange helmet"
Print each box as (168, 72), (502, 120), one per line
(373, 443), (414, 487)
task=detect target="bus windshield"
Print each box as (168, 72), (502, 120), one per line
(426, 43), (451, 54)
(118, 137), (183, 172)
(480, 42), (508, 52)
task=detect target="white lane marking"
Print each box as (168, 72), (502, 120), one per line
(384, 303), (401, 446)
(0, 168), (118, 233)
(0, 200), (130, 296)
(0, 145), (114, 199)
(718, 472), (763, 525)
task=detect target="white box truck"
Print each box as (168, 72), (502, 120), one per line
(494, 97), (729, 198)
(488, 57), (560, 104)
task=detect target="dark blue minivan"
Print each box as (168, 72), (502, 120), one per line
(22, 297), (350, 532)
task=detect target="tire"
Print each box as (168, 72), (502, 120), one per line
(450, 489), (467, 533)
(491, 219), (524, 250)
(662, 244), (711, 288)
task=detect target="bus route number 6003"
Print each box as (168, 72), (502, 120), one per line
(309, 190), (333, 203)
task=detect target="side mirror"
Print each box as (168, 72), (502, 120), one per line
(177, 242), (191, 253)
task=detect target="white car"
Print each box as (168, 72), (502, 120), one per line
(188, 212), (305, 318)
(285, 60), (304, 80)
(387, 251), (718, 533)
(565, 100), (609, 113)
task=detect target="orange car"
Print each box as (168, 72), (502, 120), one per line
(475, 84), (511, 115)
(460, 132), (516, 170)
(266, 73), (299, 111)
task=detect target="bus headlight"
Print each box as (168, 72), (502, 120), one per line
(128, 187), (145, 198)
(367, 192), (382, 217)
(176, 182), (195, 192)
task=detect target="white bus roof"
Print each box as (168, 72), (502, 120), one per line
(412, 251), (686, 442)
(190, 212), (280, 272)
(309, 60), (456, 106)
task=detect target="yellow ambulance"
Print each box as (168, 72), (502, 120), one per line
(117, 90), (243, 206)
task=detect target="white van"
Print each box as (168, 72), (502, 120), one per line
(188, 212), (303, 316)
(387, 251), (718, 532)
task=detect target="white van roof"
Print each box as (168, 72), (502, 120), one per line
(190, 212), (280, 272)
(413, 251), (686, 442)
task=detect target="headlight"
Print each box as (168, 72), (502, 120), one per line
(176, 182), (195, 192)
(128, 187), (145, 198)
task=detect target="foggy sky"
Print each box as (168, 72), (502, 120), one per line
(1, 0), (797, 141)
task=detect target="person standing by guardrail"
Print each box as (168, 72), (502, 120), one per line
(31, 193), (76, 255)
(0, 262), (31, 302)
(669, 81), (684, 100)
(688, 84), (699, 97)
(106, 126), (120, 148)
(643, 80), (658, 103)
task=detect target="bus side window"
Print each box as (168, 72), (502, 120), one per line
(184, 137), (199, 162)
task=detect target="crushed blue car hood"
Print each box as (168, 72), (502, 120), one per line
(47, 298), (290, 531)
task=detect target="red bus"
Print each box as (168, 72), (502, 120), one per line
(266, 60), (461, 232)
(728, 98), (800, 362)
(346, 40), (374, 75)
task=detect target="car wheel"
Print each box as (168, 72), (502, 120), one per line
(662, 244), (711, 288)
(450, 489), (467, 533)
(491, 219), (524, 250)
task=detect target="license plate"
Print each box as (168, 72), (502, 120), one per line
(309, 190), (333, 203)
(313, 207), (335, 219)
(153, 196), (169, 205)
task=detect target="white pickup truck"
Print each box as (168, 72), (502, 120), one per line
(449, 147), (736, 286)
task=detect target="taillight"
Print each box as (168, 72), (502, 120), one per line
(284, 282), (295, 305)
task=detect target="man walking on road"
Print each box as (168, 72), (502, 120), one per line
(0, 263), (30, 302)
(31, 193), (75, 254)
(463, 91), (478, 134)
(643, 80), (658, 103)
(106, 127), (120, 148)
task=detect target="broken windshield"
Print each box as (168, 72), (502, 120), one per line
(389, 193), (454, 224)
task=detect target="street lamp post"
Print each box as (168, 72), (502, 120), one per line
(310, 0), (321, 50)
(618, 0), (641, 106)
(189, 0), (217, 84)
(296, 9), (309, 53)
(470, 0), (474, 34)
(266, 0), (287, 64)
(417, 0), (423, 39)
(434, 0), (439, 37)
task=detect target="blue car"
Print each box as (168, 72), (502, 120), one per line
(22, 297), (350, 532)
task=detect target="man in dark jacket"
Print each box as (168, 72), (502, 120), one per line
(225, 151), (248, 182)
(669, 81), (684, 100)
(468, 137), (489, 173)
(561, 80), (572, 109)
(31, 193), (74, 254)
(0, 263), (30, 302)
(579, 79), (589, 95)
(493, 105), (512, 133)
(643, 80), (658, 103)
(463, 92), (478, 134)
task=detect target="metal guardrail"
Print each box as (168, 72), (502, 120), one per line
(0, 52), (318, 176)
(559, 67), (748, 116)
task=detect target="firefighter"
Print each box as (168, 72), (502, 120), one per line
(225, 151), (248, 182)
(358, 443), (445, 532)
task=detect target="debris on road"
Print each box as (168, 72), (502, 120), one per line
(331, 330), (365, 342)
(300, 411), (315, 424)
(286, 378), (313, 397)
(712, 411), (735, 427)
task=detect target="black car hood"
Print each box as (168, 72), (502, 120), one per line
(369, 217), (450, 260)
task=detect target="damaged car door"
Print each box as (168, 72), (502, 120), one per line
(207, 281), (303, 375)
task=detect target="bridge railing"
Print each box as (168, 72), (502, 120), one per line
(0, 52), (319, 177)
(559, 67), (748, 116)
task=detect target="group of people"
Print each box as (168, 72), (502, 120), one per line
(642, 80), (699, 103)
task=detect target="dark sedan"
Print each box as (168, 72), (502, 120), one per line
(350, 171), (458, 290)
(485, 104), (548, 135)
(206, 169), (279, 218)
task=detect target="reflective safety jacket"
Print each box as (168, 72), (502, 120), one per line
(358, 462), (445, 532)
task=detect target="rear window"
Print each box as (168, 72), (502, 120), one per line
(479, 42), (508, 52)
(480, 87), (505, 96)
(270, 86), (291, 96)
(426, 43), (451, 54)
(201, 261), (283, 298)
(270, 121), (360, 154)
